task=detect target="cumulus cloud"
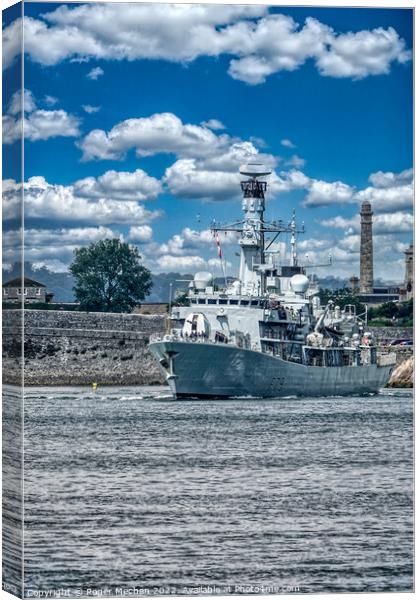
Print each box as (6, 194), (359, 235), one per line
(73, 169), (162, 201)
(354, 175), (413, 213)
(3, 6), (411, 84)
(128, 225), (153, 242)
(78, 112), (235, 161)
(78, 112), (280, 201)
(318, 215), (359, 230)
(82, 104), (101, 114)
(154, 253), (232, 273)
(284, 154), (306, 168)
(295, 229), (411, 281)
(156, 255), (208, 272)
(87, 66), (104, 80)
(200, 119), (226, 130)
(3, 89), (80, 144)
(301, 167), (413, 213)
(303, 178), (356, 207)
(3, 177), (162, 226)
(319, 211), (413, 234)
(8, 89), (36, 114)
(368, 168), (413, 188)
(164, 159), (242, 201)
(164, 143), (283, 201)
(316, 26), (411, 79)
(44, 95), (58, 106)
(157, 227), (237, 256)
(3, 225), (118, 268)
(281, 138), (296, 148)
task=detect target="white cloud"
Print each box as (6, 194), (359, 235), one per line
(200, 119), (226, 130)
(155, 136), (278, 201)
(373, 212), (414, 234)
(303, 178), (355, 207)
(354, 183), (413, 213)
(300, 167), (413, 212)
(2, 16), (22, 72)
(3, 89), (80, 144)
(78, 111), (233, 161)
(156, 255), (208, 272)
(32, 259), (71, 273)
(3, 7), (410, 85)
(316, 26), (411, 79)
(87, 66), (104, 80)
(73, 169), (162, 201)
(24, 110), (80, 142)
(153, 253), (232, 273)
(44, 95), (58, 106)
(3, 226), (118, 268)
(354, 168), (414, 213)
(294, 229), (411, 281)
(157, 227), (237, 255)
(128, 225), (153, 242)
(281, 138), (296, 148)
(164, 159), (242, 201)
(78, 112), (280, 201)
(318, 215), (359, 230)
(8, 89), (37, 115)
(208, 257), (232, 270)
(249, 136), (267, 149)
(368, 168), (412, 188)
(3, 177), (162, 226)
(319, 211), (413, 234)
(82, 104), (101, 114)
(284, 154), (305, 168)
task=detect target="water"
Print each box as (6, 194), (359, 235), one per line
(15, 387), (415, 595)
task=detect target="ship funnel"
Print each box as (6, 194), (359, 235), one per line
(239, 163), (271, 178)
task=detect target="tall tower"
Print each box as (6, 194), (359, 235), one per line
(359, 200), (373, 293)
(404, 244), (413, 299)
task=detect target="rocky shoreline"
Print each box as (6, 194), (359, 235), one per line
(388, 356), (414, 388)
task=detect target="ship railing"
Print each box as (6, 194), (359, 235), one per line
(150, 331), (250, 348)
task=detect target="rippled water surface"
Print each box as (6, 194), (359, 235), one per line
(20, 387), (413, 595)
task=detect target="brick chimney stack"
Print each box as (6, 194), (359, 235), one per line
(360, 201), (373, 294)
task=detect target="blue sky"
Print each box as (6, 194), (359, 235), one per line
(2, 2), (414, 281)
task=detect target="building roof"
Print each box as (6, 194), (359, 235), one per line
(3, 277), (46, 288)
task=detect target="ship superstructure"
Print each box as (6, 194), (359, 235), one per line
(149, 164), (396, 399)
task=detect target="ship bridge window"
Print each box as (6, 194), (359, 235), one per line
(208, 299), (217, 304)
(198, 298), (206, 304)
(190, 299), (197, 304)
(240, 300), (249, 306)
(229, 299), (238, 305)
(251, 300), (259, 306)
(219, 299), (228, 305)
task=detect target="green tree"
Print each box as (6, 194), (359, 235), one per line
(172, 291), (190, 306)
(70, 239), (152, 312)
(375, 301), (399, 319)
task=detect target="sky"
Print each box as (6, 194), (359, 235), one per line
(2, 1), (414, 282)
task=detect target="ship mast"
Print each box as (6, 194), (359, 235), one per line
(290, 210), (298, 267)
(211, 163), (304, 296)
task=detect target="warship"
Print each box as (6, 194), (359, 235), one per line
(149, 164), (396, 399)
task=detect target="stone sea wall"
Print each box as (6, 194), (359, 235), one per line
(368, 326), (413, 343)
(2, 310), (414, 387)
(2, 310), (166, 386)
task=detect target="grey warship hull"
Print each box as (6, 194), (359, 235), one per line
(149, 340), (394, 399)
